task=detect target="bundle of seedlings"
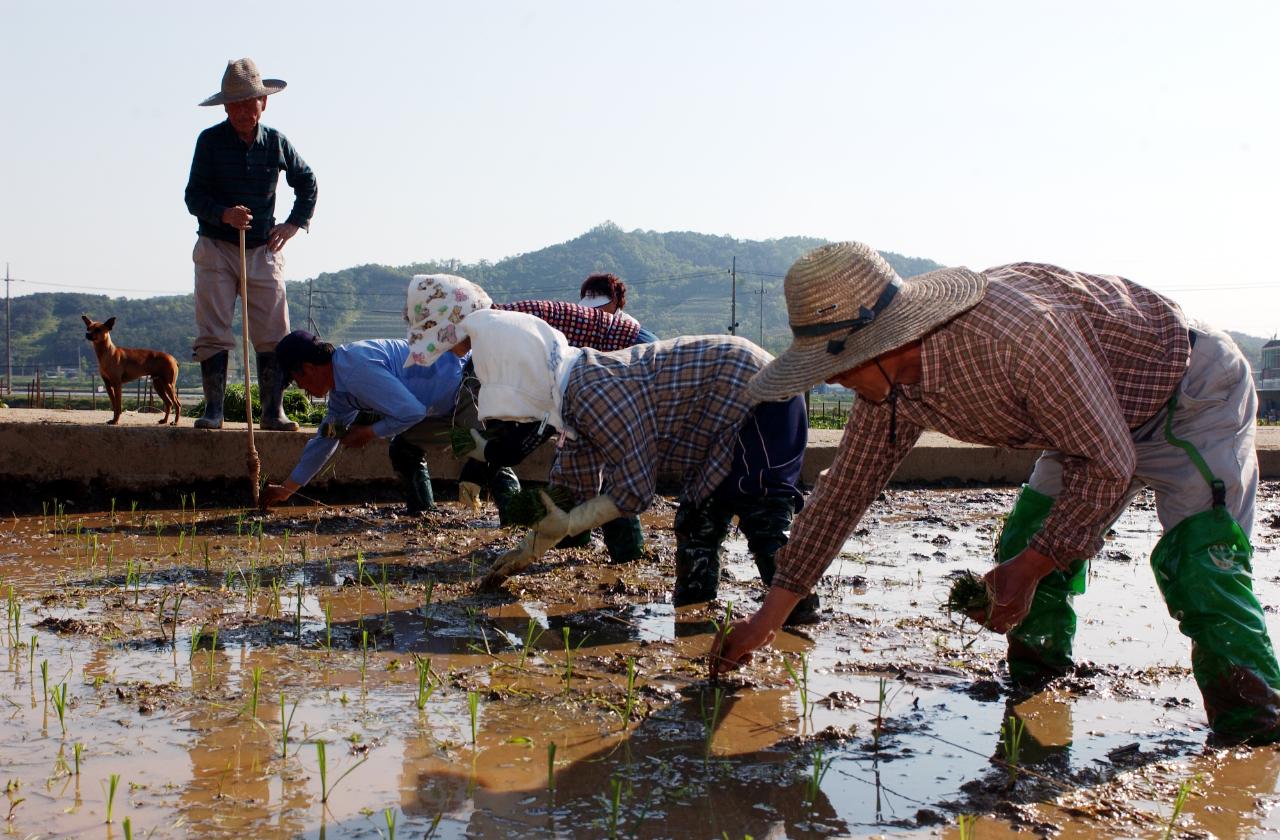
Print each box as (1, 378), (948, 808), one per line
(442, 426), (491, 457)
(505, 485), (577, 527)
(944, 569), (992, 620)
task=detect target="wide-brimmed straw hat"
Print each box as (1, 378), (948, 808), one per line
(404, 274), (493, 367)
(747, 242), (988, 401)
(198, 58), (286, 106)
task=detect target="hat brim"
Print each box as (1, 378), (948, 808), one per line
(198, 79), (287, 106)
(747, 266), (988, 402)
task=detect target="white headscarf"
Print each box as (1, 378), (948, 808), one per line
(404, 274), (492, 367)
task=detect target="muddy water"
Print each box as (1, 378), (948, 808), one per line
(1, 486), (1279, 838)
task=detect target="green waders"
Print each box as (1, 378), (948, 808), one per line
(1149, 395), (1280, 743)
(388, 435), (436, 514)
(998, 486), (1087, 685)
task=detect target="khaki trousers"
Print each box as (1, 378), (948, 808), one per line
(191, 236), (291, 361)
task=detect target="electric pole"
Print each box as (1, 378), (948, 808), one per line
(728, 257), (739, 335)
(4, 264), (11, 397)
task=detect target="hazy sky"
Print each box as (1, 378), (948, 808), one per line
(3, 1), (1277, 336)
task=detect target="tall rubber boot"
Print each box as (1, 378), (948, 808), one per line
(673, 498), (732, 606)
(998, 486), (1087, 685)
(194, 351), (228, 430)
(389, 436), (435, 514)
(257, 351), (299, 432)
(601, 516), (644, 564)
(490, 467), (520, 527)
(740, 495), (820, 625)
(1152, 507), (1280, 743)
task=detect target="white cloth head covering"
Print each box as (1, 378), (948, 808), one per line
(405, 274), (493, 368)
(463, 309), (583, 435)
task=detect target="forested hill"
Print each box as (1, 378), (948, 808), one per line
(4, 224), (939, 376)
(6, 222), (1271, 379)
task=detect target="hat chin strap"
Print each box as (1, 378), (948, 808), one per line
(874, 358), (900, 446)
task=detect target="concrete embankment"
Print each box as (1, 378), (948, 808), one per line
(2, 407), (1278, 494)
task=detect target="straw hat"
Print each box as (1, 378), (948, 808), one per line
(198, 58), (286, 106)
(404, 274), (493, 367)
(747, 242), (988, 401)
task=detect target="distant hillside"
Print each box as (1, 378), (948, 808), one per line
(2, 224), (939, 378)
(6, 224), (1272, 385)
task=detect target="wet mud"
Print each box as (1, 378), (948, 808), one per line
(1, 483), (1280, 838)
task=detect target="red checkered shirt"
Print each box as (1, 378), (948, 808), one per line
(493, 300), (639, 351)
(772, 263), (1191, 595)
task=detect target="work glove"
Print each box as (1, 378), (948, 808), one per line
(458, 481), (483, 511)
(480, 493), (621, 588)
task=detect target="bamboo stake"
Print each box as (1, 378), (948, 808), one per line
(239, 229), (261, 507)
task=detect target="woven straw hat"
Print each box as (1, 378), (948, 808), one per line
(198, 58), (286, 106)
(747, 242), (988, 401)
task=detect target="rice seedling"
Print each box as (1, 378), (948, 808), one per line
(802, 746), (832, 808)
(957, 813), (976, 839)
(621, 657), (638, 730)
(50, 682), (69, 735)
(355, 552), (367, 587)
(546, 742), (557, 799)
(296, 582), (305, 642)
(1163, 775), (1199, 839)
(122, 816), (133, 840)
(701, 687), (725, 762)
(782, 652), (813, 722)
(442, 426), (488, 457)
(279, 691), (299, 759)
(467, 690), (480, 746)
(413, 655), (436, 711)
(602, 776), (624, 839)
(504, 485), (576, 527)
(517, 618), (544, 671)
(245, 666), (263, 719)
(27, 635), (36, 677)
(872, 676), (893, 753)
(73, 742), (83, 775)
(105, 772), (120, 823)
(384, 808), (397, 840)
(40, 660), (48, 703)
(360, 630), (370, 684)
(269, 577), (283, 619)
(323, 603), (333, 652)
(207, 627), (219, 673)
(944, 570), (990, 621)
(110, 497), (117, 522)
(314, 740), (367, 803)
(375, 564), (392, 622)
(1000, 714), (1026, 786)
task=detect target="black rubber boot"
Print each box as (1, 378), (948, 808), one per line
(602, 516), (645, 564)
(257, 351), (299, 431)
(389, 436), (435, 514)
(194, 351), (228, 430)
(673, 498), (732, 606)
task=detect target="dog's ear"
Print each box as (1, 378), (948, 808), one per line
(81, 315), (92, 327)
(104, 317), (116, 331)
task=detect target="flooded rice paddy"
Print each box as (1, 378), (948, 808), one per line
(2, 483), (1280, 838)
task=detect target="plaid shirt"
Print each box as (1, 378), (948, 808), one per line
(553, 336), (773, 515)
(773, 262), (1191, 595)
(494, 300), (640, 350)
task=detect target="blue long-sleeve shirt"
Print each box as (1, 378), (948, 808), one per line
(185, 120), (318, 249)
(289, 340), (463, 486)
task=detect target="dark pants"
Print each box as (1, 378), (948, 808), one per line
(673, 493), (795, 606)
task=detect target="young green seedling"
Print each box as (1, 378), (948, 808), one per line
(280, 691), (299, 759)
(518, 618), (544, 671)
(246, 666), (263, 719)
(384, 808), (397, 840)
(467, 690), (480, 746)
(621, 657), (638, 730)
(546, 742), (557, 799)
(73, 742), (83, 775)
(701, 687), (725, 762)
(1000, 714), (1026, 786)
(1163, 775), (1199, 839)
(413, 656), (436, 711)
(315, 740), (367, 803)
(105, 772), (120, 823)
(802, 746), (832, 808)
(782, 652), (813, 723)
(50, 682), (69, 735)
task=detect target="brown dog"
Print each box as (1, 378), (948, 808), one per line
(81, 315), (181, 426)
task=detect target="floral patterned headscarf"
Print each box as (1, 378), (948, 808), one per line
(404, 274), (493, 367)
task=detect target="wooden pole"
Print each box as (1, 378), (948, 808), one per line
(239, 229), (261, 507)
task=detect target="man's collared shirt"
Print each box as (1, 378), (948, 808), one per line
(289, 340), (462, 487)
(494, 300), (640, 350)
(185, 120), (318, 249)
(772, 262), (1191, 595)
(553, 336), (772, 516)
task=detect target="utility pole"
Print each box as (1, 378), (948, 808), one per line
(728, 257), (739, 335)
(307, 278), (315, 333)
(4, 264), (11, 397)
(758, 272), (765, 346)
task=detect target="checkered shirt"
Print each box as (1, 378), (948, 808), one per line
(553, 336), (773, 515)
(494, 300), (640, 351)
(772, 262), (1192, 595)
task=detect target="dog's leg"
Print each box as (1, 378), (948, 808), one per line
(154, 375), (179, 425)
(105, 378), (122, 425)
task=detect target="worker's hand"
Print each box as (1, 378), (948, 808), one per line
(708, 586), (801, 678)
(479, 529), (559, 589)
(458, 481), (483, 511)
(221, 205), (253, 230)
(261, 483), (294, 508)
(972, 547), (1058, 633)
(268, 222), (300, 252)
(466, 428), (489, 461)
(532, 491), (572, 540)
(339, 424), (378, 450)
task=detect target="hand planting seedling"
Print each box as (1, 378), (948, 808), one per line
(944, 570), (991, 622)
(504, 486), (577, 528)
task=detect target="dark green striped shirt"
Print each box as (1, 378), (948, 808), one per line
(184, 120), (317, 249)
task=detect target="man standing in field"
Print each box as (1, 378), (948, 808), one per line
(185, 57), (318, 432)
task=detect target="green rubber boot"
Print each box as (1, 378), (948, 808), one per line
(998, 486), (1087, 686)
(739, 496), (820, 625)
(388, 436), (435, 514)
(673, 498), (732, 606)
(1152, 507), (1280, 743)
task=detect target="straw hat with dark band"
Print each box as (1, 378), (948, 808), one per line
(198, 58), (286, 106)
(747, 241), (988, 402)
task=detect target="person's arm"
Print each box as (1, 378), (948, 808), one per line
(263, 400), (354, 506)
(183, 130), (227, 227)
(342, 363), (429, 440)
(280, 135), (317, 231)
